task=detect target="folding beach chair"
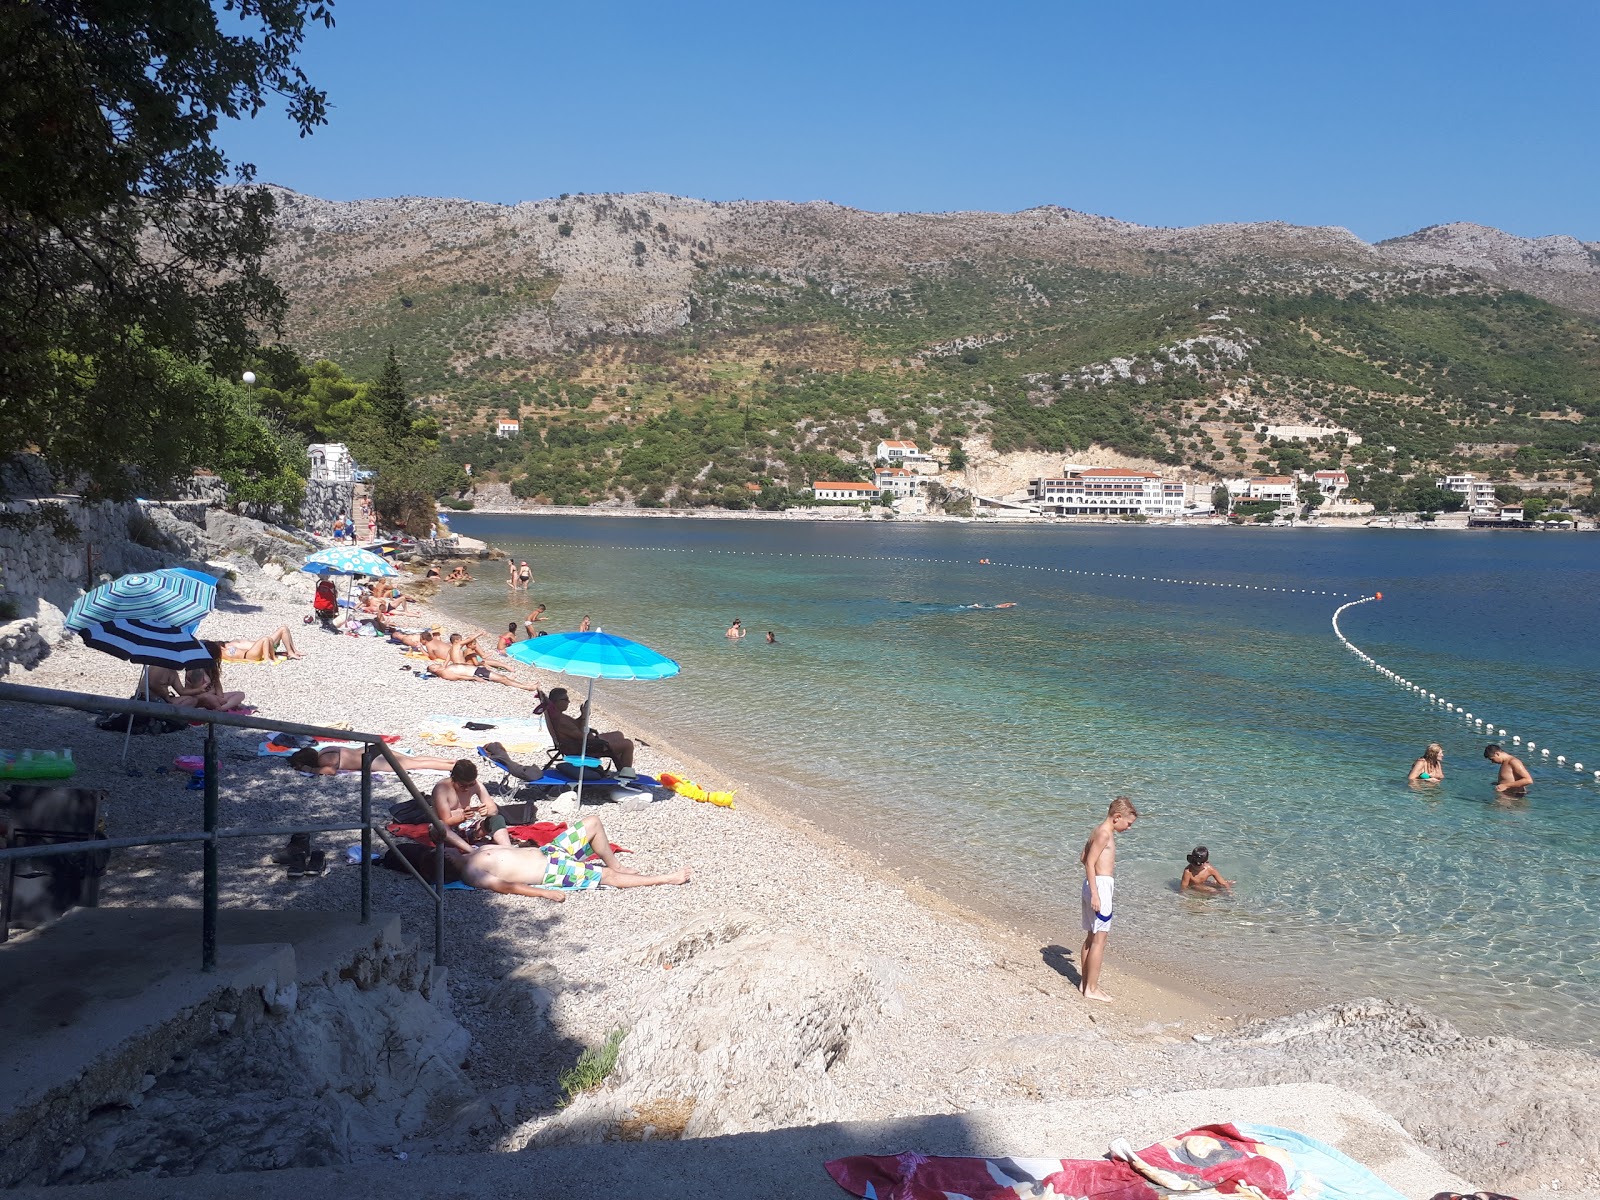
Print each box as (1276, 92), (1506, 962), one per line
(476, 744), (653, 820)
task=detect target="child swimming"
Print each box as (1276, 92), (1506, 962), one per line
(1180, 846), (1233, 894)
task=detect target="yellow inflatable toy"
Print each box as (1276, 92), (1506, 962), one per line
(658, 772), (735, 809)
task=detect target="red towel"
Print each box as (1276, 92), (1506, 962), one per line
(384, 820), (627, 854)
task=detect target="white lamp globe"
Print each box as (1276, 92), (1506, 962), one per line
(241, 370), (257, 385)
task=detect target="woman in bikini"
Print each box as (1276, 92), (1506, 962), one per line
(178, 644), (248, 710)
(1408, 743), (1445, 785)
(220, 627), (303, 662)
(288, 746), (459, 775)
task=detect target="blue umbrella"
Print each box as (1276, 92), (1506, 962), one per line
(66, 568), (217, 633)
(300, 547), (398, 578)
(508, 631), (680, 803)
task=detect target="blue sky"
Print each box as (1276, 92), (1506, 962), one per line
(222, 0), (1600, 242)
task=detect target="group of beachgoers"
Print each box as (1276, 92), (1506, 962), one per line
(1077, 742), (1539, 1006)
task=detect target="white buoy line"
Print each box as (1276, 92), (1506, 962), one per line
(1331, 595), (1597, 784)
(500, 540), (1351, 596)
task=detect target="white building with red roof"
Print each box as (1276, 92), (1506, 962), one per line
(812, 481), (882, 502)
(875, 439), (926, 462)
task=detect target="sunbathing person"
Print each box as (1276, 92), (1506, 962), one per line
(432, 760), (511, 851)
(426, 661), (541, 690)
(220, 627), (302, 662)
(288, 746), (457, 775)
(388, 627), (428, 649)
(497, 622), (518, 654)
(177, 644), (248, 710)
(534, 686), (635, 770)
(447, 632), (492, 667)
(451, 812), (692, 900)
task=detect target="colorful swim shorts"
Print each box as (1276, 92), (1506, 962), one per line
(538, 823), (602, 890)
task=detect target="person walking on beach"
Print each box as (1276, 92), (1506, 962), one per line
(1079, 796), (1138, 1004)
(1485, 744), (1533, 796)
(1408, 743), (1445, 785)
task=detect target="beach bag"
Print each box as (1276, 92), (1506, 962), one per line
(378, 841), (461, 884)
(388, 798), (428, 824)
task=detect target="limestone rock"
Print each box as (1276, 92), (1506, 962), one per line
(530, 929), (899, 1146)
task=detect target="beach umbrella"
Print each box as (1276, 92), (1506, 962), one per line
(507, 630), (680, 804)
(78, 619), (212, 764)
(299, 546), (398, 578)
(65, 568), (218, 633)
(300, 545), (400, 616)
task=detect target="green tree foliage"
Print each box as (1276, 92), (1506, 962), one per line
(366, 346), (416, 443)
(1298, 479), (1325, 510)
(0, 0), (333, 500)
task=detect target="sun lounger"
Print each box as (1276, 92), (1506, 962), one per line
(475, 744), (657, 815)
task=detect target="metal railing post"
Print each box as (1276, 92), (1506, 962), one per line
(201, 724), (219, 972)
(360, 744), (374, 924)
(433, 828), (446, 969)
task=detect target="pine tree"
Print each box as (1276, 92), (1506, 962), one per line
(368, 346), (414, 447)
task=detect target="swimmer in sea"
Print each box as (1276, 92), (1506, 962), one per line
(1408, 743), (1444, 785)
(1485, 744), (1532, 797)
(1179, 846), (1233, 894)
(765, 630), (777, 644)
(726, 619), (746, 640)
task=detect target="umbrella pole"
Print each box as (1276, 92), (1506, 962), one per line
(574, 675), (595, 809)
(122, 665), (147, 766)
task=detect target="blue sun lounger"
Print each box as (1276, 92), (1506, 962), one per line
(475, 743), (658, 803)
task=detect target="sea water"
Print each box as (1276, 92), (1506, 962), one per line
(449, 514), (1600, 1044)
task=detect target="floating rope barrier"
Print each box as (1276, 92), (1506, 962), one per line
(1332, 594), (1597, 783)
(492, 541), (1353, 597)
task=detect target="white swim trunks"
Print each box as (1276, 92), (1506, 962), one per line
(1081, 876), (1115, 934)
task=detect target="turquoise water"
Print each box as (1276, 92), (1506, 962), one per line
(450, 514), (1600, 1043)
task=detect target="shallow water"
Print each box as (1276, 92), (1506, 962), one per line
(450, 515), (1600, 1043)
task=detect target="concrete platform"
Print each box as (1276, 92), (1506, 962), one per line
(0, 907), (402, 1181)
(2, 1082), (1472, 1199)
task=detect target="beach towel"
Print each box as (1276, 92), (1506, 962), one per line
(824, 1122), (1407, 1200)
(385, 820), (627, 855)
(416, 714), (545, 754)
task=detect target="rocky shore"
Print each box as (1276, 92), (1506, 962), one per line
(3, 504), (1599, 1195)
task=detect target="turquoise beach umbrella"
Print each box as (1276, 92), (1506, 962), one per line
(65, 568), (217, 633)
(507, 630), (680, 802)
(299, 546), (399, 578)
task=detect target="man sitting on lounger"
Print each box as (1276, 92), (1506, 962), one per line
(288, 746), (457, 775)
(432, 759), (511, 851)
(451, 812), (691, 900)
(535, 686), (636, 770)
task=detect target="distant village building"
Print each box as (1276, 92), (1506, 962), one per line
(307, 443), (355, 483)
(1027, 467), (1184, 517)
(874, 466), (924, 498)
(1245, 475), (1298, 505)
(812, 481), (882, 502)
(496, 418), (521, 439)
(1264, 424), (1362, 446)
(1437, 473), (1498, 512)
(1312, 469), (1349, 498)
(876, 439), (926, 463)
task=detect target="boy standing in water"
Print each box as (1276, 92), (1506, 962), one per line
(1079, 796), (1138, 1003)
(1485, 744), (1533, 796)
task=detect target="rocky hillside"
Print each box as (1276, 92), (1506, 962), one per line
(264, 189), (1600, 506)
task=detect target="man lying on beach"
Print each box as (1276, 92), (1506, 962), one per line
(427, 661), (541, 691)
(1485, 744), (1533, 796)
(449, 812), (691, 900)
(288, 746), (458, 775)
(534, 686), (636, 770)
(432, 759), (511, 851)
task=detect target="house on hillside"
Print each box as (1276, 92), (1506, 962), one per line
(496, 418), (522, 439)
(1312, 470), (1349, 499)
(874, 467), (924, 498)
(1436, 473), (1498, 513)
(876, 439), (927, 463)
(812, 481), (882, 502)
(1246, 475), (1297, 505)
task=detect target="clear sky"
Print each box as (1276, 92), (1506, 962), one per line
(221, 0), (1600, 243)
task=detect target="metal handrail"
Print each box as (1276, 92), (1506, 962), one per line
(0, 681), (452, 970)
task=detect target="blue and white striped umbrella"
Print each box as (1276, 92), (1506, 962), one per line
(78, 620), (212, 669)
(508, 631), (679, 803)
(300, 546), (399, 578)
(65, 568), (217, 633)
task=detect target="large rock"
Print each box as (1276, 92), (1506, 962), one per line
(528, 920), (900, 1146)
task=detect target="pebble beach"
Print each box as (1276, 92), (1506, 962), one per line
(8, 548), (1600, 1194)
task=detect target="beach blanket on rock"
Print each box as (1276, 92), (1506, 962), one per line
(825, 1122), (1408, 1200)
